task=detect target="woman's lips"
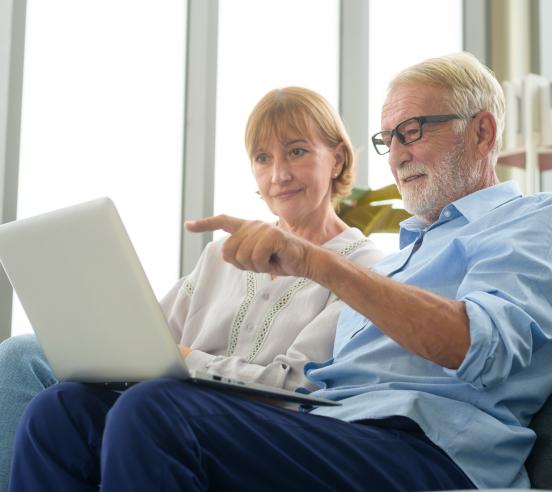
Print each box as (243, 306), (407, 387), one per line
(273, 188), (304, 200)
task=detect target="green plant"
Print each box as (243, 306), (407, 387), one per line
(337, 184), (411, 236)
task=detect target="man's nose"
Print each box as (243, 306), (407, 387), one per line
(388, 136), (412, 171)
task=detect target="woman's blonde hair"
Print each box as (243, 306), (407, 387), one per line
(388, 52), (505, 158)
(245, 87), (355, 206)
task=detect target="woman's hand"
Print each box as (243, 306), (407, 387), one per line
(178, 345), (193, 359)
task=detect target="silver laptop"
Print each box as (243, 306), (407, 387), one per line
(0, 198), (338, 407)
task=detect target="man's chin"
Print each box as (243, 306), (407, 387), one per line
(401, 194), (427, 214)
(402, 196), (434, 218)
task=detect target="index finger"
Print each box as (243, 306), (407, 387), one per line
(184, 214), (245, 234)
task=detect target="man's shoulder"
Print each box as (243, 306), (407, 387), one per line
(463, 192), (552, 261)
(491, 192), (552, 222)
(458, 193), (552, 251)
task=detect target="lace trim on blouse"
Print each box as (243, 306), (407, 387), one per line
(243, 239), (368, 362)
(226, 271), (257, 356)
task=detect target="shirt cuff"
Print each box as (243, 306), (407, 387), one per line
(443, 295), (499, 389)
(184, 350), (219, 373)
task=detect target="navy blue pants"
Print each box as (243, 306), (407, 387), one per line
(8, 379), (475, 491)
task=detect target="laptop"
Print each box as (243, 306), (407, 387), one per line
(0, 198), (339, 407)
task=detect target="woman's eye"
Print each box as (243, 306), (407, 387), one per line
(255, 153), (270, 163)
(290, 148), (306, 158)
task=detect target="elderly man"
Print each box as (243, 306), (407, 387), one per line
(9, 53), (552, 491)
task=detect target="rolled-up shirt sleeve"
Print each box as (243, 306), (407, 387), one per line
(445, 240), (552, 389)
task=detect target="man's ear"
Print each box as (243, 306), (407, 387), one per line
(471, 111), (497, 158)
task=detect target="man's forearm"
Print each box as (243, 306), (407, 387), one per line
(306, 247), (470, 369)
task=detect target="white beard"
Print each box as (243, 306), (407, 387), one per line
(398, 143), (480, 222)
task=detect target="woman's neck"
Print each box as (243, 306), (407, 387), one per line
(277, 209), (348, 246)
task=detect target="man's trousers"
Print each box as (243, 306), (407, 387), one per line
(8, 379), (475, 491)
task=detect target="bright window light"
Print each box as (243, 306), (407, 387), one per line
(12, 0), (187, 336)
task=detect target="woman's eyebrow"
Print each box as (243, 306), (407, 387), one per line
(283, 139), (309, 147)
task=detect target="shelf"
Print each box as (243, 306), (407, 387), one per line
(497, 147), (552, 171)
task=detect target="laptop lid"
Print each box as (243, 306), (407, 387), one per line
(0, 198), (189, 383)
(0, 198), (340, 407)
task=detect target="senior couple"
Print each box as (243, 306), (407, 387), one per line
(1, 52), (552, 491)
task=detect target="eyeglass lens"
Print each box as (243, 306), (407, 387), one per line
(397, 118), (422, 144)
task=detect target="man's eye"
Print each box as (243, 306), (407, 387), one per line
(398, 121), (421, 137)
(290, 148), (306, 158)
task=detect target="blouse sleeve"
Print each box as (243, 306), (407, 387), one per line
(184, 298), (345, 391)
(159, 242), (214, 343)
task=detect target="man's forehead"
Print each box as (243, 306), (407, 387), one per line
(381, 84), (447, 128)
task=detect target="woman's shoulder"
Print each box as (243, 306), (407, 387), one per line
(200, 234), (229, 257)
(323, 227), (377, 252)
(324, 228), (386, 267)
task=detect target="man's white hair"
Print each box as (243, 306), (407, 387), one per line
(387, 52), (506, 159)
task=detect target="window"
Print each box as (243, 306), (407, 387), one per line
(368, 0), (463, 190)
(12, 0), (187, 335)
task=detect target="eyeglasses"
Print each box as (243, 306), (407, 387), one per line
(371, 114), (464, 155)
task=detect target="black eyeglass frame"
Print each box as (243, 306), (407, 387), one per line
(371, 114), (466, 155)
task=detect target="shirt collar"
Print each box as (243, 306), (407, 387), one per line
(398, 181), (523, 246)
(450, 181), (522, 222)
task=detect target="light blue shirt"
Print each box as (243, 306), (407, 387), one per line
(306, 182), (552, 489)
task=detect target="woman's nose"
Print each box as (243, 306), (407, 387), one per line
(271, 157), (292, 183)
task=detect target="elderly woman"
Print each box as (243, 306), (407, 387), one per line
(0, 87), (383, 490)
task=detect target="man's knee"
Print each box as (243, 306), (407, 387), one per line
(106, 379), (189, 428)
(105, 380), (228, 438)
(103, 379), (186, 449)
(17, 383), (87, 439)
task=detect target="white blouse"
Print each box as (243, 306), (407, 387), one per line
(160, 227), (384, 391)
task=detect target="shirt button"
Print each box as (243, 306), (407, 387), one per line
(443, 210), (451, 218)
(261, 293), (270, 300)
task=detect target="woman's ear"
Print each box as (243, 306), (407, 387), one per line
(471, 112), (497, 158)
(333, 143), (346, 177)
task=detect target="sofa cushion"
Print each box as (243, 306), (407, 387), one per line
(526, 393), (552, 489)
